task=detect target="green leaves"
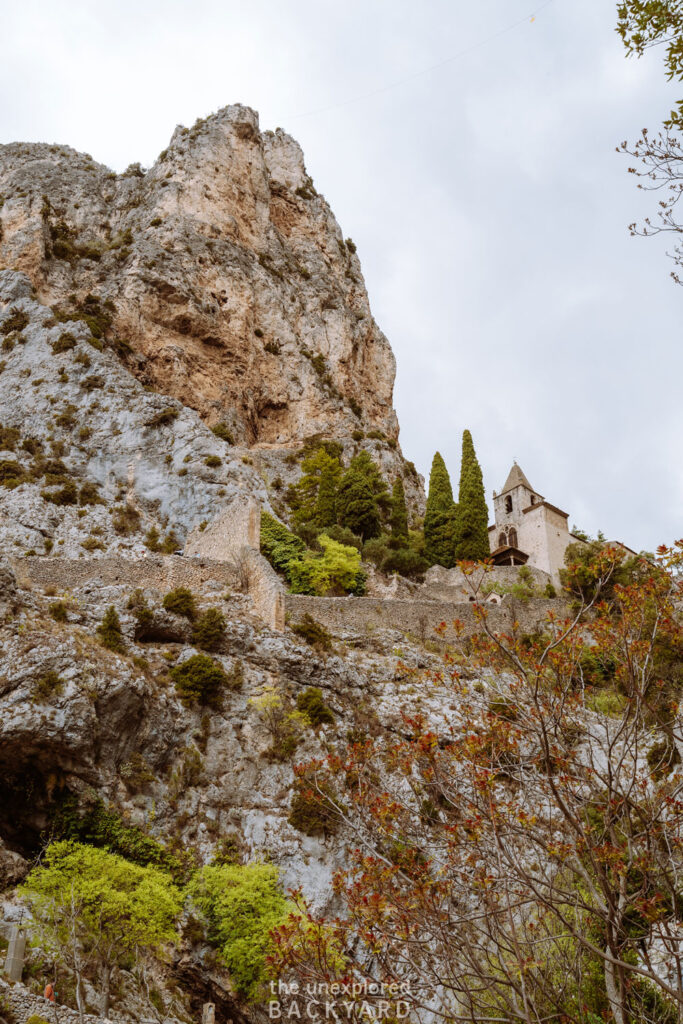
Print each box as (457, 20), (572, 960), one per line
(188, 863), (292, 1001)
(21, 841), (182, 973)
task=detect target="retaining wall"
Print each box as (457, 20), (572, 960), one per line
(0, 976), (154, 1024)
(285, 594), (567, 643)
(10, 555), (239, 593)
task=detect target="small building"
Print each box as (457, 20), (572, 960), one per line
(489, 463), (583, 584)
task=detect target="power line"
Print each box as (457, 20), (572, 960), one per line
(287, 0), (558, 120)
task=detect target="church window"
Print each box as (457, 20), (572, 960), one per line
(508, 527), (518, 548)
(498, 532), (507, 548)
(505, 496), (513, 514)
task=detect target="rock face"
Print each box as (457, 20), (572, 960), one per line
(0, 270), (270, 556)
(0, 105), (399, 451)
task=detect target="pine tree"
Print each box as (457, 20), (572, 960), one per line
(337, 463), (381, 540)
(390, 477), (409, 540)
(423, 452), (455, 568)
(314, 465), (337, 529)
(454, 430), (490, 561)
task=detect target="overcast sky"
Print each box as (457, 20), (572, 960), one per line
(1, 0), (680, 551)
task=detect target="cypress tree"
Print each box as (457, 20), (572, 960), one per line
(294, 447), (342, 526)
(390, 477), (409, 540)
(337, 464), (381, 540)
(423, 452), (456, 568)
(314, 465), (337, 529)
(454, 430), (490, 561)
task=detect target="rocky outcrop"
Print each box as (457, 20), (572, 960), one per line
(0, 271), (270, 556)
(0, 106), (399, 453)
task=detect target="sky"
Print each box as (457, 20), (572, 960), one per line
(1, 0), (681, 552)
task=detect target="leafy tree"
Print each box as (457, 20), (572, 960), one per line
(288, 535), (366, 595)
(617, 2), (683, 281)
(453, 430), (490, 561)
(270, 543), (683, 1024)
(21, 841), (182, 1021)
(188, 863), (292, 1001)
(423, 452), (455, 567)
(390, 477), (409, 540)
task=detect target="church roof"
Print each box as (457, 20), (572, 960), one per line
(501, 462), (534, 494)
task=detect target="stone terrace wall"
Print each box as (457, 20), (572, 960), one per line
(0, 976), (156, 1024)
(286, 594), (567, 643)
(244, 548), (285, 631)
(10, 555), (239, 593)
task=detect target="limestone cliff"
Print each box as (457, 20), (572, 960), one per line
(0, 106), (400, 455)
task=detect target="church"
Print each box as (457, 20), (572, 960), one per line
(488, 463), (584, 584)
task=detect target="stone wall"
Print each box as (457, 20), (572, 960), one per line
(422, 563), (552, 603)
(285, 593), (566, 644)
(10, 555), (239, 593)
(184, 496), (259, 560)
(0, 976), (156, 1024)
(243, 548), (286, 631)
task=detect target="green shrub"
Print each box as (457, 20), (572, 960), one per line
(296, 686), (335, 726)
(381, 547), (429, 580)
(260, 510), (306, 576)
(159, 529), (180, 553)
(170, 654), (235, 708)
(32, 670), (65, 702)
(288, 535), (366, 596)
(323, 524), (362, 550)
(25, 1015), (50, 1024)
(147, 407), (179, 427)
(1, 309), (29, 334)
(144, 526), (162, 551)
(82, 373), (105, 391)
(81, 536), (105, 551)
(51, 331), (76, 353)
(79, 481), (103, 505)
(42, 480), (78, 505)
(204, 455), (222, 468)
(55, 403), (77, 428)
(288, 779), (341, 838)
(163, 587), (197, 619)
(291, 614), (333, 652)
(0, 459), (27, 488)
(192, 608), (226, 651)
(211, 422), (234, 444)
(48, 600), (69, 622)
(0, 423), (20, 450)
(97, 606), (125, 652)
(188, 863), (291, 1001)
(112, 504), (140, 535)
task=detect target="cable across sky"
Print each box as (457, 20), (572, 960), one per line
(287, 0), (559, 120)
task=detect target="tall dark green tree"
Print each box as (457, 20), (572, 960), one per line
(423, 452), (455, 568)
(454, 430), (490, 562)
(314, 466), (337, 529)
(337, 460), (381, 540)
(390, 477), (409, 541)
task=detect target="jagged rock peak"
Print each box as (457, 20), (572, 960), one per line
(0, 104), (400, 452)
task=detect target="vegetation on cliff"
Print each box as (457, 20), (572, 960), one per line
(269, 542), (683, 1024)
